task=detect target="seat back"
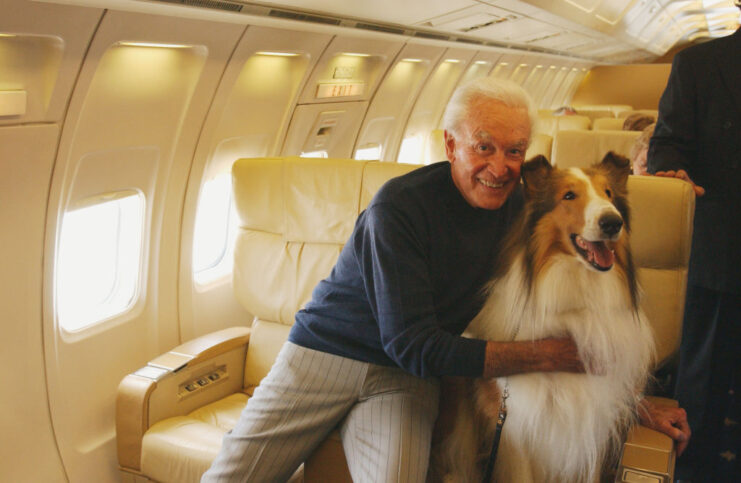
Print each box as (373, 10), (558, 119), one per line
(618, 109), (658, 119)
(552, 129), (640, 169)
(231, 157), (419, 390)
(627, 176), (695, 367)
(526, 133), (553, 162)
(592, 117), (625, 131)
(535, 114), (591, 136)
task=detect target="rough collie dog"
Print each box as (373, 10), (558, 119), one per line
(435, 153), (655, 482)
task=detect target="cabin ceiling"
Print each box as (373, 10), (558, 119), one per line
(235, 0), (741, 63)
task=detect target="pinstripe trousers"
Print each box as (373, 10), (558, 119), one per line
(201, 342), (440, 483)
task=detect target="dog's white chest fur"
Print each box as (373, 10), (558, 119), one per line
(461, 253), (655, 482)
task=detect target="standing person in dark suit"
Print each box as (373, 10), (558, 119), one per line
(648, 11), (741, 481)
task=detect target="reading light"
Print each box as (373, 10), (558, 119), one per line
(118, 41), (190, 49)
(474, 60), (490, 65)
(255, 51), (300, 57)
(342, 52), (371, 57)
(444, 59), (461, 63)
(401, 58), (423, 63)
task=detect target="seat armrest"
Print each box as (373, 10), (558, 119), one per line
(116, 326), (250, 472)
(615, 396), (677, 483)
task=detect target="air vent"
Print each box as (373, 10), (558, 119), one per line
(413, 31), (450, 41)
(460, 15), (515, 33)
(164, 0), (243, 12)
(268, 9), (341, 25)
(354, 22), (405, 35)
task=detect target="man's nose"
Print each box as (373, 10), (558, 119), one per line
(487, 151), (508, 177)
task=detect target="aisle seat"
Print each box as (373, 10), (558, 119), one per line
(116, 157), (694, 483)
(552, 129), (640, 169)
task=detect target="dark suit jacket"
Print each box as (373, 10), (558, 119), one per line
(648, 28), (741, 294)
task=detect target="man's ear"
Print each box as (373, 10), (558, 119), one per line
(444, 130), (456, 162)
(521, 155), (552, 197)
(599, 151), (630, 188)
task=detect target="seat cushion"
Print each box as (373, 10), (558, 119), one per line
(141, 393), (248, 482)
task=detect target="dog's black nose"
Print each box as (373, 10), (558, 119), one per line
(599, 214), (623, 237)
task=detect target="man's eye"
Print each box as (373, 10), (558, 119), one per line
(563, 191), (576, 200)
(477, 144), (489, 152)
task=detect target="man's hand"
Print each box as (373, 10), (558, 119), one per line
(638, 398), (691, 456)
(483, 337), (586, 379)
(653, 169), (705, 197)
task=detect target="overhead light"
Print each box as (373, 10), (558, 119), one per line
(402, 58), (424, 63)
(255, 51), (300, 57)
(342, 52), (370, 57)
(118, 41), (190, 49)
(474, 60), (490, 65)
(0, 33), (17, 38)
(444, 59), (461, 63)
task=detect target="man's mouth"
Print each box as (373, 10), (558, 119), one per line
(478, 178), (506, 189)
(570, 234), (615, 271)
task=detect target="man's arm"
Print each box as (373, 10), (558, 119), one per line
(483, 338), (585, 378)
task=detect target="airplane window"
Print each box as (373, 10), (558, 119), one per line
(56, 192), (144, 331)
(300, 150), (328, 158)
(397, 135), (423, 164)
(355, 144), (382, 160)
(193, 174), (237, 285)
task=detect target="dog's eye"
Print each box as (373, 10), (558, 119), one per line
(605, 189), (612, 198)
(563, 191), (576, 200)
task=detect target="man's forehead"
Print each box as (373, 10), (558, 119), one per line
(472, 129), (529, 146)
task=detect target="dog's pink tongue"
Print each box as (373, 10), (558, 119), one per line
(585, 241), (614, 269)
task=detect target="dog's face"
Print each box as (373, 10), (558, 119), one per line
(522, 153), (631, 272)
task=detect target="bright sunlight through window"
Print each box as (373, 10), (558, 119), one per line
(397, 135), (423, 164)
(56, 192), (144, 332)
(193, 174), (237, 285)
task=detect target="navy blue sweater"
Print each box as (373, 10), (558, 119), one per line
(289, 162), (523, 378)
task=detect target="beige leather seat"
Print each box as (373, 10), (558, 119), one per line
(552, 129), (641, 169)
(116, 157), (694, 483)
(617, 175), (695, 482)
(526, 132), (553, 162)
(535, 113), (591, 136)
(116, 157), (418, 482)
(593, 117), (626, 131)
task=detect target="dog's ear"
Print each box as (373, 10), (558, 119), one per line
(521, 155), (552, 197)
(599, 151), (630, 188)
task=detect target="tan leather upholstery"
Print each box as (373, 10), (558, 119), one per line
(552, 129), (641, 169)
(592, 117), (626, 131)
(118, 158), (419, 482)
(526, 133), (553, 162)
(535, 114), (591, 136)
(615, 177), (695, 482)
(628, 176), (695, 367)
(573, 104), (633, 120)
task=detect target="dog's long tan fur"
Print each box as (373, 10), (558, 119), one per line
(433, 153), (655, 482)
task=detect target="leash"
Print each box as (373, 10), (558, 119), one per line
(482, 381), (509, 483)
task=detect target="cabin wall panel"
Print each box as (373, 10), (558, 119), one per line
(354, 42), (445, 162)
(43, 10), (244, 481)
(0, 0), (102, 125)
(0, 123), (66, 482)
(572, 64), (671, 110)
(179, 26), (332, 341)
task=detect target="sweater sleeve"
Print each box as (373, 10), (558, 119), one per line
(648, 52), (696, 174)
(352, 203), (487, 378)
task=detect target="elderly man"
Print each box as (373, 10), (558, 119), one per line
(203, 77), (685, 482)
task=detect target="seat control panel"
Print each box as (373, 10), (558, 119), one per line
(177, 365), (227, 400)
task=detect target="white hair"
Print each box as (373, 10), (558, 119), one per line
(442, 77), (537, 138)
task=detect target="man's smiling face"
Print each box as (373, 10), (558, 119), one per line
(445, 96), (531, 210)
